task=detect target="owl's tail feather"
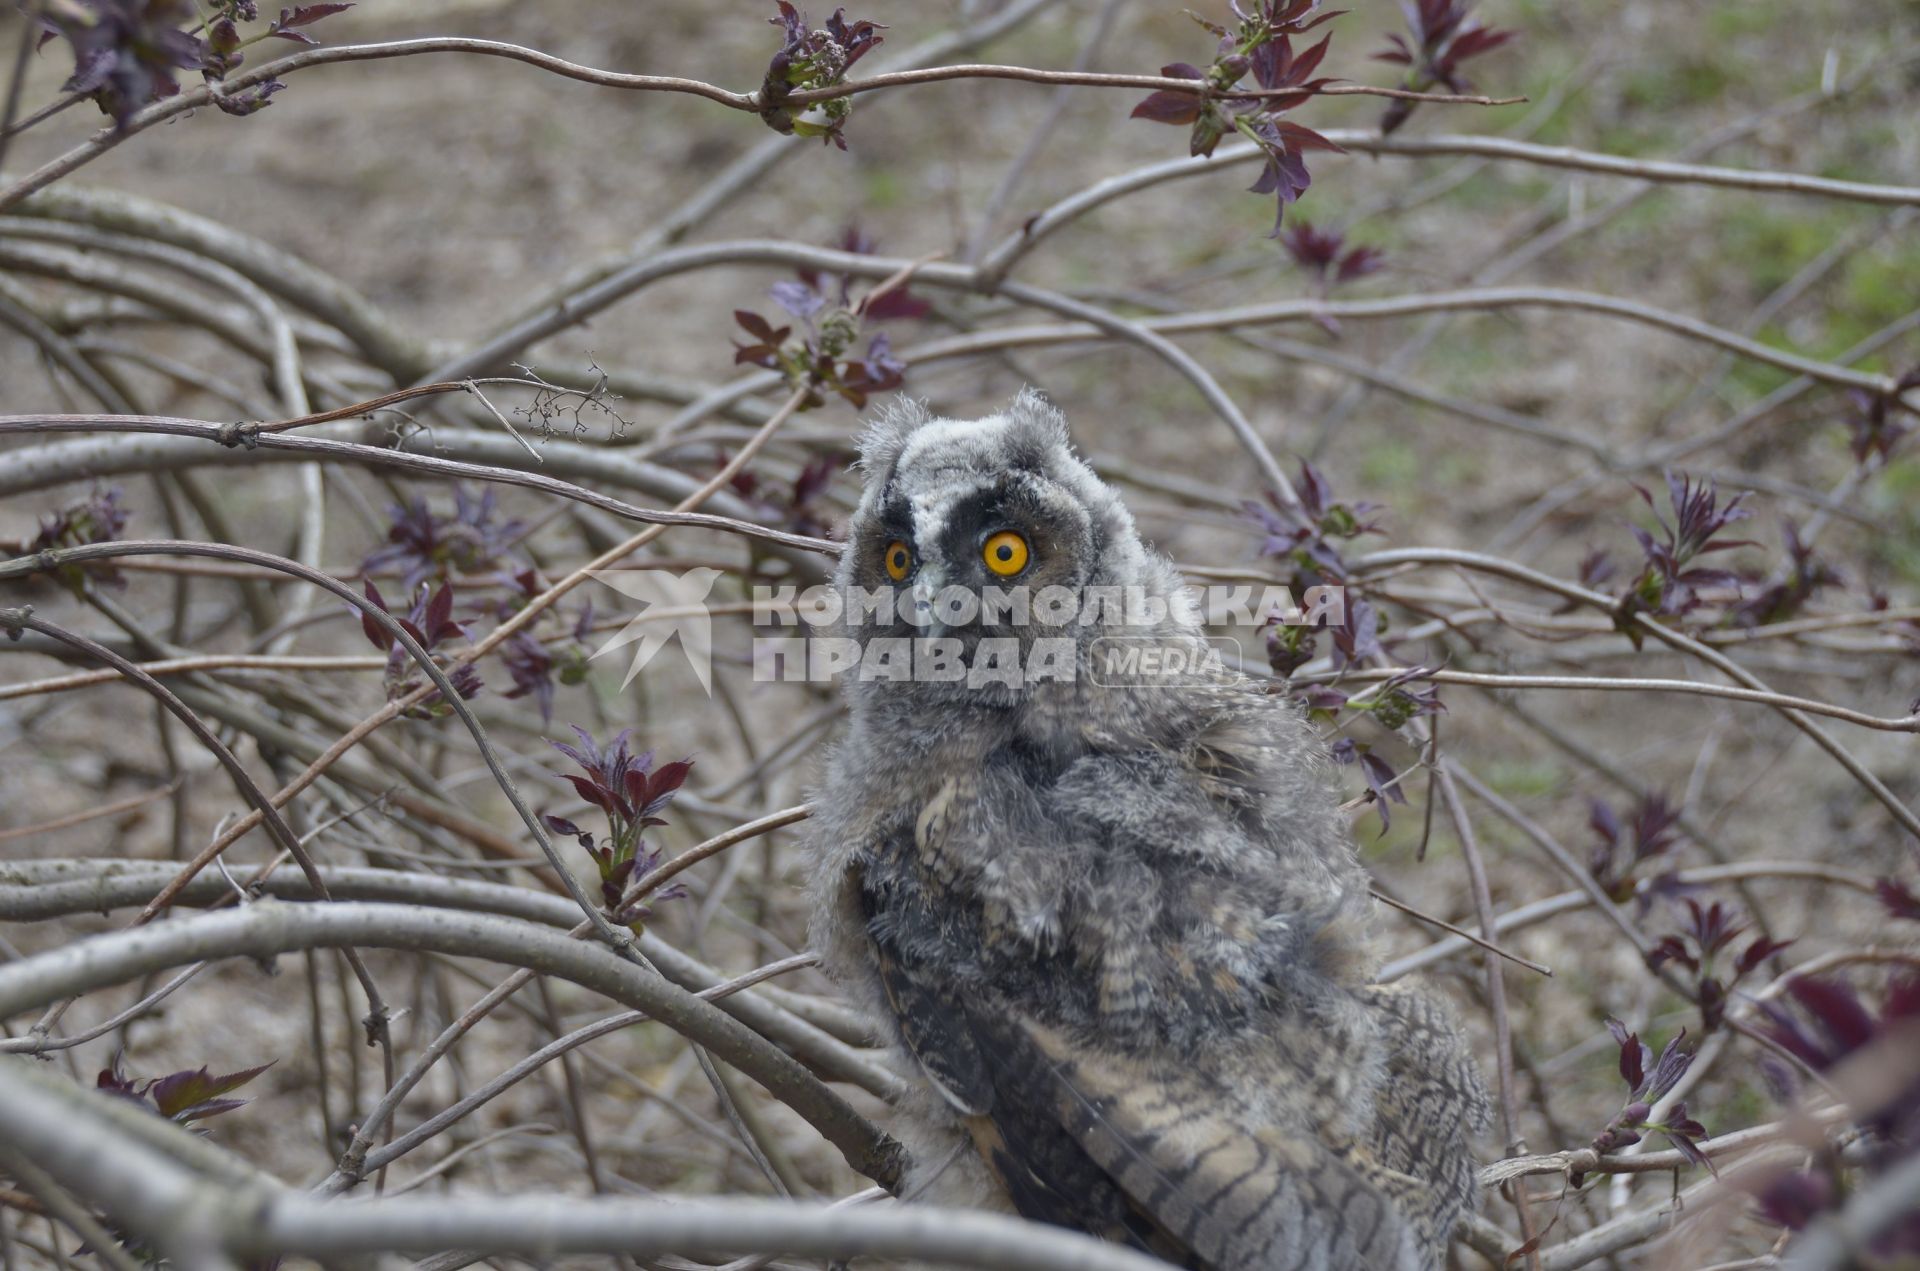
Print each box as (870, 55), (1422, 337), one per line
(1000, 1015), (1427, 1271)
(1361, 982), (1494, 1261)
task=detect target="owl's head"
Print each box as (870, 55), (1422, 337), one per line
(831, 390), (1194, 706)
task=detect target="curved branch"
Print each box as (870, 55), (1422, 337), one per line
(0, 540), (628, 946)
(12, 184), (430, 379)
(1341, 130), (1920, 205)
(7, 28), (1915, 220)
(0, 417), (840, 561)
(0, 1058), (1104, 1268)
(1333, 667), (1919, 732)
(427, 241), (1299, 503)
(0, 275), (138, 411)
(1376, 860), (1879, 982)
(1350, 547), (1920, 841)
(978, 131), (1920, 280)
(0, 37), (752, 211)
(427, 235), (1908, 407)
(626, 805), (814, 904)
(0, 240), (316, 381)
(0, 653), (384, 701)
(0, 217), (309, 415)
(906, 291), (1904, 399)
(0, 901), (904, 1188)
(0, 859), (902, 1101)
(242, 1195), (1182, 1269)
(1146, 287), (1903, 397)
(0, 607), (397, 1049)
(363, 955), (820, 1178)
(513, 0), (1067, 315)
(777, 63), (1522, 107)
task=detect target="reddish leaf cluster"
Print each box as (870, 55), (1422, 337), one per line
(1247, 464), (1439, 833)
(362, 484), (527, 593)
(98, 1056), (273, 1129)
(264, 5), (353, 45)
(1130, 1), (1347, 234)
(9, 485), (130, 595)
(735, 310), (904, 409)
(727, 454), (844, 540)
(1315, 669), (1438, 836)
(1843, 368), (1920, 462)
(1279, 220), (1384, 287)
(1306, 666), (1442, 733)
(1371, 0), (1516, 133)
(542, 727), (694, 930)
(759, 3), (884, 147)
(1728, 520), (1843, 628)
(1649, 897), (1792, 1030)
(1878, 877), (1920, 922)
(356, 491), (603, 724)
(1247, 462), (1385, 677)
(1757, 974), (1920, 1136)
(358, 580), (483, 717)
(796, 227), (934, 322)
(733, 237), (917, 410)
(1587, 792), (1687, 911)
(1330, 736), (1406, 832)
(490, 569), (596, 726)
(1277, 220), (1386, 334)
(1247, 462), (1383, 574)
(1617, 471), (1754, 629)
(1578, 1019), (1707, 1181)
(1749, 974), (1920, 1257)
(37, 0), (352, 125)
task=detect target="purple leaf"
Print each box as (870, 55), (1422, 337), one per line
(562, 774), (616, 815)
(276, 3), (352, 27)
(425, 584), (453, 642)
(1606, 1017), (1645, 1092)
(359, 580), (391, 651)
(63, 47), (118, 94)
(734, 310), (786, 343)
(147, 1061), (273, 1122)
(1876, 877), (1920, 921)
(770, 280), (826, 319)
(1130, 90), (1204, 125)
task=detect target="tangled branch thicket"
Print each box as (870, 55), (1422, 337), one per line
(0, 0), (1917, 1267)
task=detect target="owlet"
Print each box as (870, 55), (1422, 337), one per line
(806, 390), (1487, 1270)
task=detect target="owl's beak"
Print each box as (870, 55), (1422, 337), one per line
(909, 567), (947, 638)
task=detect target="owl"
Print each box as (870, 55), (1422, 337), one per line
(805, 390), (1487, 1270)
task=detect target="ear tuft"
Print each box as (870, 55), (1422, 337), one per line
(854, 397), (934, 475)
(1003, 386), (1072, 467)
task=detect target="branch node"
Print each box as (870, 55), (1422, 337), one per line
(216, 420), (261, 450)
(0, 605), (27, 640)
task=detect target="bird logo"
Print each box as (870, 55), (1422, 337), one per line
(586, 568), (721, 695)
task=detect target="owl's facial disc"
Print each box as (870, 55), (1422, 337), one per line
(853, 469), (1095, 642)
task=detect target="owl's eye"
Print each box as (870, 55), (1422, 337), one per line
(883, 540), (913, 582)
(982, 530), (1030, 577)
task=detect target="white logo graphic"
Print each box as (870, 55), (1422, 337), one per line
(588, 568), (721, 695)
(584, 573), (1347, 693)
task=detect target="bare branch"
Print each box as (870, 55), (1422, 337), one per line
(0, 902), (905, 1188)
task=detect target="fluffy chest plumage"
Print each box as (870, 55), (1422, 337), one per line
(851, 736), (1308, 1053)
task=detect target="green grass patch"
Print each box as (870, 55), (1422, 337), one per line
(1481, 758), (1567, 800)
(1620, 56), (1737, 113)
(1359, 438), (1425, 494)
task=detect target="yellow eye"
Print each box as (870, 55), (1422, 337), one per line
(883, 540), (913, 582)
(982, 530), (1029, 577)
